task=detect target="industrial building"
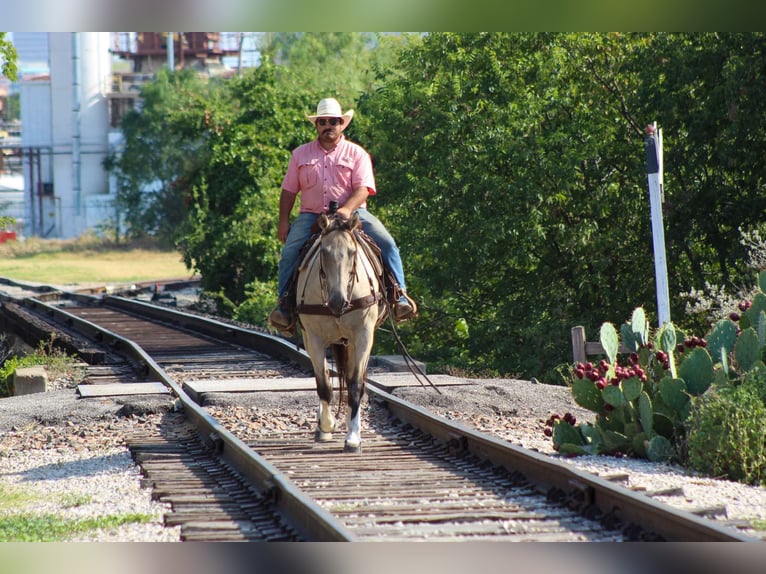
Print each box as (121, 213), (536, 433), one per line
(4, 32), (244, 239)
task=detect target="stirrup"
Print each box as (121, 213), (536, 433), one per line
(268, 306), (296, 335)
(393, 293), (418, 322)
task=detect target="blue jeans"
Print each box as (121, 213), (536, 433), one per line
(277, 208), (406, 302)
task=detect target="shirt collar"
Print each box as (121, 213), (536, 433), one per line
(316, 134), (345, 153)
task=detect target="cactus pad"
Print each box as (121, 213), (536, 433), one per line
(677, 347), (713, 395)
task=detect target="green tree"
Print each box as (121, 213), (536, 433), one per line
(625, 33), (766, 317)
(0, 33), (18, 81)
(105, 69), (216, 240)
(359, 33), (660, 377)
(260, 32), (378, 104)
(175, 63), (315, 306)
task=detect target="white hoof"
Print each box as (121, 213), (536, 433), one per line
(344, 441), (362, 453)
(315, 429), (333, 442)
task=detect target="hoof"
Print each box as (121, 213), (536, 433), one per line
(344, 442), (362, 453)
(315, 430), (333, 442)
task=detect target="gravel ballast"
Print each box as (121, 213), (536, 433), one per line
(2, 367), (766, 542)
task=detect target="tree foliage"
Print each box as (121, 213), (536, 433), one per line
(175, 63), (315, 306)
(625, 33), (766, 299)
(0, 33), (18, 81)
(105, 69), (214, 240)
(260, 32), (386, 103)
(113, 32), (766, 380)
(358, 33), (650, 376)
(352, 32), (766, 378)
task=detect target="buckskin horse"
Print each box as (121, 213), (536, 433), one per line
(295, 211), (386, 452)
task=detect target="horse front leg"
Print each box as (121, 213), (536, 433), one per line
(316, 368), (336, 441)
(343, 333), (373, 453)
(344, 376), (363, 452)
(304, 334), (335, 442)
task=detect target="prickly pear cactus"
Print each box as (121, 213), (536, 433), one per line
(757, 310), (766, 347)
(735, 327), (761, 372)
(707, 319), (738, 361)
(656, 323), (678, 378)
(600, 322), (619, 365)
(553, 280), (766, 464)
(621, 307), (649, 351)
(658, 377), (689, 413)
(677, 347), (713, 396)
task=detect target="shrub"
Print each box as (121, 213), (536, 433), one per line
(548, 270), (766, 465)
(232, 279), (277, 327)
(685, 371), (766, 485)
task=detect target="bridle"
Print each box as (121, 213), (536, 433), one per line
(297, 219), (383, 317)
(318, 224), (358, 311)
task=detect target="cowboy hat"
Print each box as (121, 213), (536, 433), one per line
(306, 98), (354, 130)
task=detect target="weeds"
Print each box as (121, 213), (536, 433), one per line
(0, 485), (154, 541)
(0, 512), (154, 542)
(0, 336), (87, 398)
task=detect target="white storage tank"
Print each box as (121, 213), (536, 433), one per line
(22, 32), (113, 238)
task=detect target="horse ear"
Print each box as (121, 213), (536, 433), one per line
(349, 211), (360, 229)
(318, 214), (330, 231)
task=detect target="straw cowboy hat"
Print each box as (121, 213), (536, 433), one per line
(307, 98), (354, 130)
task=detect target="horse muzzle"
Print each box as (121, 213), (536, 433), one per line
(327, 294), (351, 317)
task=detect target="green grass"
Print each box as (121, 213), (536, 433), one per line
(0, 236), (192, 284)
(0, 512), (154, 542)
(0, 485), (154, 541)
(1, 338), (89, 398)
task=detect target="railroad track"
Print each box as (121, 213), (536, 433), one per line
(0, 279), (759, 542)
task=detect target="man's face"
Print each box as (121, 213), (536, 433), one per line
(315, 117), (344, 145)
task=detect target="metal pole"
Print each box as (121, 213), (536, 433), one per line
(167, 33), (175, 70)
(645, 122), (671, 326)
(72, 32), (82, 217)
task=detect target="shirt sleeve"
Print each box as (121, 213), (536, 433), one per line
(352, 150), (376, 196)
(281, 151), (300, 194)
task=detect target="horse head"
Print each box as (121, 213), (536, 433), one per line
(317, 211), (361, 235)
(317, 212), (361, 317)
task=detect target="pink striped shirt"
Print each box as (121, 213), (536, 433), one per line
(281, 136), (376, 214)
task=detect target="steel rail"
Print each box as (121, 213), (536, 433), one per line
(364, 382), (757, 542)
(96, 296), (764, 541)
(18, 294), (354, 542)
(9, 290), (760, 542)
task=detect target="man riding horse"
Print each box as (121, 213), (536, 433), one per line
(269, 97), (417, 335)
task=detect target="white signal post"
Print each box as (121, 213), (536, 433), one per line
(645, 121), (671, 326)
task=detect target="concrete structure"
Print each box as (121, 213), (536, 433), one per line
(12, 32), (246, 240)
(13, 365), (48, 396)
(20, 32), (113, 238)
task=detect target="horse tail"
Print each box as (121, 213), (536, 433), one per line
(332, 343), (346, 416)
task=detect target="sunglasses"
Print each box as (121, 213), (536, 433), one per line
(316, 118), (343, 127)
